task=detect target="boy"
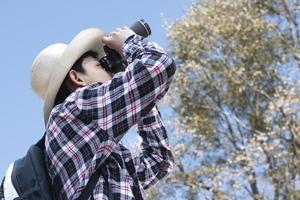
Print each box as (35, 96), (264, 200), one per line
(30, 26), (177, 199)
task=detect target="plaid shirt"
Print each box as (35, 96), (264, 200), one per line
(45, 35), (177, 200)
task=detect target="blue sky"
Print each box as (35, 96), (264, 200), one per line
(0, 0), (192, 177)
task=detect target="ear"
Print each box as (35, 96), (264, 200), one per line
(68, 69), (87, 88)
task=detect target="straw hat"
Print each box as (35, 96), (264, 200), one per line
(31, 28), (107, 125)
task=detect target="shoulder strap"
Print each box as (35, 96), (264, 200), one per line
(77, 168), (102, 200)
(0, 177), (4, 200)
(36, 133), (46, 150)
(78, 166), (115, 200)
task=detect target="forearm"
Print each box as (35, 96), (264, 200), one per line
(133, 106), (174, 189)
(75, 35), (177, 142)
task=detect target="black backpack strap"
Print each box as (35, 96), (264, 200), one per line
(78, 168), (102, 200)
(0, 177), (4, 199)
(36, 133), (46, 150)
(36, 133), (58, 199)
(78, 166), (114, 200)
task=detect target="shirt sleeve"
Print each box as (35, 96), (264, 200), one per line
(74, 35), (177, 143)
(132, 106), (174, 189)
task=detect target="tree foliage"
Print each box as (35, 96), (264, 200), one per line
(146, 0), (300, 199)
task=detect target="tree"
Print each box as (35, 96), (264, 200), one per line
(146, 0), (300, 199)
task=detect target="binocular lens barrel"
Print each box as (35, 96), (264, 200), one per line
(130, 19), (151, 37)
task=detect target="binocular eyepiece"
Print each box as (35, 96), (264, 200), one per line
(100, 19), (152, 74)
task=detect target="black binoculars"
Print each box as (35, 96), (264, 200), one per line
(99, 19), (152, 74)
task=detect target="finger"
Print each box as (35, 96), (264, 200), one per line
(116, 27), (123, 32)
(111, 31), (118, 37)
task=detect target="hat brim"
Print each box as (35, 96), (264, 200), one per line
(43, 28), (107, 125)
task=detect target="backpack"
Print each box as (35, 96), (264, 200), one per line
(0, 134), (101, 200)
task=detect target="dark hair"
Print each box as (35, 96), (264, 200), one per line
(54, 51), (98, 106)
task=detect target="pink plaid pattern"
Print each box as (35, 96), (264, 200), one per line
(45, 35), (176, 199)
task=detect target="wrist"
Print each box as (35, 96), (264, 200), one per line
(139, 106), (161, 125)
(120, 34), (136, 56)
(121, 35), (145, 62)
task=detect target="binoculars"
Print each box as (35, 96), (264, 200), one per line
(99, 19), (152, 73)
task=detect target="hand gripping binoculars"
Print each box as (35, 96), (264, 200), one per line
(99, 19), (152, 73)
